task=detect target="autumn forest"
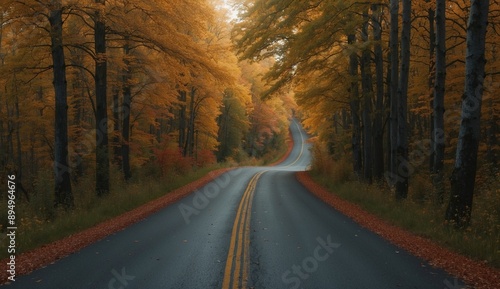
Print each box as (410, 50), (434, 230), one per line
(0, 0), (499, 271)
(0, 1), (294, 203)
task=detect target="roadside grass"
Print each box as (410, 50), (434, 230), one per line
(0, 163), (227, 259)
(309, 146), (500, 268)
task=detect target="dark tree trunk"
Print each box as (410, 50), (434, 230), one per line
(112, 86), (121, 166)
(95, 0), (109, 195)
(361, 10), (373, 184)
(428, 1), (436, 172)
(385, 49), (392, 173)
(446, 0), (489, 228)
(433, 0), (446, 203)
(49, 1), (73, 208)
(388, 0), (399, 187)
(121, 41), (132, 181)
(395, 0), (411, 199)
(178, 90), (187, 151)
(348, 33), (362, 178)
(184, 87), (196, 157)
(372, 4), (385, 181)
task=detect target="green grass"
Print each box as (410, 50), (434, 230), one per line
(309, 169), (500, 268)
(0, 163), (227, 260)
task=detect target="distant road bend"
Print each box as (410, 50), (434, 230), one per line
(4, 119), (461, 289)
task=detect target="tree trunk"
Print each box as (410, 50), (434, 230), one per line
(385, 49), (392, 173)
(95, 0), (109, 195)
(372, 4), (385, 182)
(178, 90), (187, 151)
(428, 1), (436, 173)
(348, 33), (362, 178)
(184, 87), (196, 157)
(433, 0), (446, 203)
(446, 0), (489, 228)
(112, 86), (121, 166)
(49, 0), (74, 208)
(121, 41), (132, 181)
(388, 0), (399, 187)
(361, 10), (373, 184)
(395, 0), (411, 199)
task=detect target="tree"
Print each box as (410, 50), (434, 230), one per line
(50, 0), (74, 208)
(372, 3), (385, 182)
(348, 33), (362, 178)
(217, 88), (250, 162)
(446, 0), (490, 228)
(361, 9), (373, 183)
(433, 0), (446, 203)
(395, 0), (411, 199)
(389, 0), (399, 186)
(94, 0), (109, 196)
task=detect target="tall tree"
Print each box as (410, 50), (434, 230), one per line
(50, 0), (73, 208)
(372, 3), (385, 181)
(433, 0), (446, 203)
(389, 0), (399, 186)
(348, 33), (362, 178)
(395, 0), (411, 199)
(427, 0), (436, 172)
(446, 0), (490, 228)
(94, 0), (109, 195)
(361, 9), (373, 183)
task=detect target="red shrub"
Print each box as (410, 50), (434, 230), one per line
(154, 148), (194, 176)
(196, 149), (216, 167)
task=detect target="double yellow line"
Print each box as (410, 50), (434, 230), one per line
(222, 171), (266, 289)
(283, 120), (305, 168)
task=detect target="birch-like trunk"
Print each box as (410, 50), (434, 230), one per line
(446, 0), (489, 228)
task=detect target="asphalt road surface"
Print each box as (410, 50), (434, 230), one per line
(4, 119), (462, 289)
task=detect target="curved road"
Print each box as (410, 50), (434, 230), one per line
(3, 119), (462, 289)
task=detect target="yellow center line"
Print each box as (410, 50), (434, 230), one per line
(241, 178), (255, 289)
(222, 171), (265, 289)
(284, 120), (305, 168)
